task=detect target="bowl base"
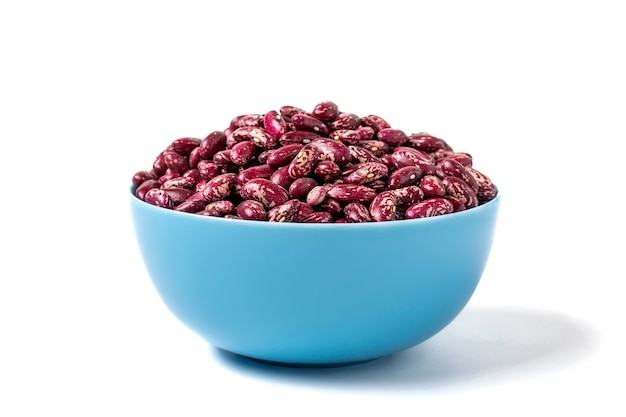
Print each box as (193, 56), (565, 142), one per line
(236, 353), (381, 368)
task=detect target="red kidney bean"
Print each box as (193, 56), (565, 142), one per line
(257, 149), (274, 164)
(182, 168), (202, 183)
(392, 147), (436, 175)
(319, 198), (343, 216)
(161, 187), (194, 205)
(369, 191), (398, 222)
(152, 153), (168, 176)
(359, 140), (389, 157)
(132, 170), (157, 186)
(230, 114), (263, 129)
(377, 128), (408, 146)
(313, 160), (340, 182)
(171, 137), (201, 156)
(312, 138), (352, 165)
(392, 185), (424, 207)
(405, 198), (454, 219)
(326, 184), (377, 203)
(355, 125), (375, 140)
(433, 150), (473, 167)
(213, 150), (236, 169)
(442, 176), (478, 208)
(158, 170), (179, 185)
(278, 130), (320, 145)
(264, 110), (287, 139)
(387, 166), (422, 189)
(195, 179), (209, 193)
(135, 179), (159, 200)
(202, 173), (238, 203)
(279, 105), (308, 120)
(329, 113), (361, 130)
(144, 188), (174, 209)
(204, 200), (235, 216)
(188, 147), (202, 169)
(237, 164), (274, 185)
(312, 101), (340, 121)
(232, 126), (277, 149)
(436, 159), (478, 192)
(288, 144), (319, 179)
(361, 114), (391, 132)
(295, 202), (314, 221)
(289, 177), (318, 199)
(199, 131), (227, 159)
(266, 143), (303, 168)
(344, 162), (388, 184)
(445, 195), (466, 212)
(197, 160), (221, 181)
(306, 185), (327, 206)
(419, 175), (447, 197)
(162, 175), (197, 189)
(406, 133), (446, 153)
(348, 145), (382, 164)
(302, 211), (333, 223)
(269, 165), (295, 189)
(240, 178), (289, 208)
(176, 197), (208, 213)
(369, 179), (387, 191)
(466, 167), (497, 202)
(268, 199), (301, 222)
(291, 113), (329, 136)
(230, 141), (258, 166)
(344, 203), (372, 223)
(163, 151), (189, 174)
(236, 200), (267, 221)
(329, 129), (361, 145)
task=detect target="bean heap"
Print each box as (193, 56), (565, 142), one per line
(132, 101), (497, 223)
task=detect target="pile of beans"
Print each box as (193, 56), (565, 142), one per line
(132, 101), (497, 223)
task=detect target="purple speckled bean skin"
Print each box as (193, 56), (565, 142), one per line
(199, 131), (227, 159)
(312, 101), (340, 121)
(361, 114), (391, 132)
(369, 191), (398, 222)
(344, 162), (388, 184)
(175, 197), (208, 213)
(230, 114), (263, 129)
(264, 110), (287, 139)
(135, 179), (159, 200)
(355, 125), (375, 140)
(291, 113), (329, 136)
(442, 176), (479, 208)
(266, 143), (303, 168)
(268, 199), (301, 222)
(278, 130), (320, 146)
(197, 160), (221, 181)
(237, 164), (274, 185)
(404, 198), (454, 219)
(319, 198), (343, 216)
(132, 170), (157, 186)
(348, 145), (382, 164)
(391, 185), (424, 207)
(407, 133), (446, 153)
(204, 200), (235, 216)
(326, 184), (377, 203)
(236, 200), (267, 221)
(358, 140), (389, 157)
(302, 211), (333, 223)
(344, 203), (372, 223)
(161, 187), (194, 205)
(329, 129), (361, 145)
(240, 178), (289, 208)
(269, 165), (295, 189)
(144, 188), (174, 209)
(329, 113), (361, 130)
(419, 175), (447, 197)
(387, 166), (422, 189)
(202, 173), (238, 203)
(288, 144), (318, 179)
(289, 177), (318, 199)
(312, 138), (352, 165)
(377, 128), (408, 146)
(171, 137), (201, 155)
(436, 159), (479, 192)
(163, 151), (189, 174)
(306, 185), (327, 206)
(230, 141), (258, 166)
(313, 161), (340, 182)
(466, 167), (497, 202)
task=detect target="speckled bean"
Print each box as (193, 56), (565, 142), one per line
(236, 200), (267, 221)
(465, 167), (497, 202)
(291, 113), (329, 136)
(404, 198), (454, 219)
(311, 138), (352, 165)
(312, 101), (340, 121)
(288, 144), (319, 179)
(171, 137), (201, 156)
(135, 179), (159, 200)
(329, 113), (361, 130)
(144, 188), (174, 209)
(361, 114), (391, 132)
(326, 184), (377, 203)
(269, 166), (295, 189)
(266, 143), (303, 168)
(391, 185), (424, 207)
(306, 185), (327, 206)
(442, 176), (478, 208)
(204, 200), (235, 216)
(161, 187), (194, 205)
(329, 129), (361, 145)
(240, 178), (289, 208)
(436, 159), (478, 192)
(163, 151), (189, 174)
(319, 198), (343, 216)
(132, 170), (157, 186)
(344, 203), (372, 223)
(387, 166), (422, 189)
(369, 191), (398, 222)
(355, 125), (375, 140)
(230, 114), (264, 129)
(197, 160), (221, 181)
(199, 131), (227, 159)
(344, 162), (388, 184)
(263, 110), (287, 139)
(313, 160), (340, 182)
(237, 164), (274, 185)
(302, 211), (333, 223)
(348, 145), (382, 164)
(406, 133), (446, 153)
(419, 175), (447, 197)
(377, 128), (408, 146)
(358, 140), (389, 157)
(268, 199), (301, 222)
(230, 141), (258, 166)
(289, 177), (318, 199)
(202, 173), (238, 203)
(278, 130), (320, 146)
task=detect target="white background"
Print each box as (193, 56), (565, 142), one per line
(1, 1), (624, 415)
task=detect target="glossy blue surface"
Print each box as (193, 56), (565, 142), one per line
(130, 190), (500, 366)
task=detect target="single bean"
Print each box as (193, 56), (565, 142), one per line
(202, 173), (238, 203)
(404, 198), (454, 219)
(144, 188), (174, 209)
(230, 114), (263, 129)
(231, 126), (277, 149)
(162, 175), (197, 190)
(212, 150), (236, 169)
(132, 170), (157, 186)
(312, 101), (340, 121)
(269, 165), (295, 189)
(344, 203), (372, 223)
(301, 211), (333, 223)
(445, 195), (466, 212)
(237, 164), (274, 185)
(344, 162), (389, 184)
(329, 129), (361, 145)
(162, 187), (194, 205)
(199, 131), (227, 159)
(291, 113), (329, 136)
(230, 141), (258, 166)
(257, 149), (274, 164)
(295, 202), (314, 221)
(436, 159), (479, 192)
(361, 114), (391, 132)
(204, 200), (235, 216)
(369, 191), (398, 222)
(278, 130), (321, 146)
(465, 167), (498, 202)
(288, 144), (319, 179)
(268, 199), (301, 222)
(163, 151), (189, 174)
(279, 105), (308, 120)
(264, 110), (288, 139)
(358, 140), (389, 157)
(236, 200), (267, 221)
(312, 138), (352, 165)
(433, 150), (473, 167)
(176, 197), (208, 213)
(442, 176), (478, 208)
(266, 143), (304, 168)
(306, 185), (327, 206)
(313, 160), (340, 182)
(406, 133), (446, 153)
(329, 113), (361, 130)
(319, 198), (343, 216)
(240, 178), (289, 208)
(197, 160), (221, 181)
(152, 153), (168, 176)
(135, 179), (159, 200)
(419, 175), (447, 197)
(326, 184), (377, 203)
(289, 177), (318, 199)
(188, 147), (203, 169)
(348, 145), (382, 164)
(391, 185), (424, 207)
(171, 137), (201, 156)
(355, 125), (375, 140)
(387, 166), (422, 189)
(377, 128), (408, 146)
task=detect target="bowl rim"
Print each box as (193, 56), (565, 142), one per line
(130, 185), (500, 229)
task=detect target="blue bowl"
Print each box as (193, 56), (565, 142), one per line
(130, 189), (500, 367)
